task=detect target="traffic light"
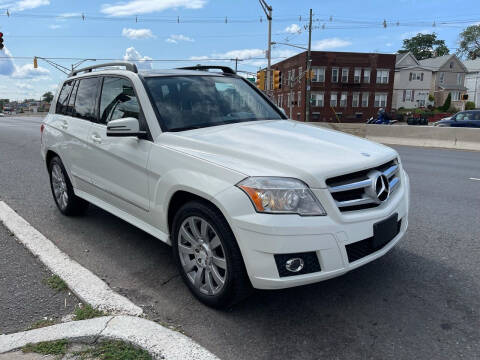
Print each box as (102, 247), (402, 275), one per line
(0, 32), (4, 50)
(305, 69), (315, 80)
(273, 70), (281, 89)
(256, 70), (266, 91)
(33, 57), (38, 69)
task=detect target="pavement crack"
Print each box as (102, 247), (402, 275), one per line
(161, 274), (180, 286)
(91, 316), (115, 344)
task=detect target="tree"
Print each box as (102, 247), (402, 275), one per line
(440, 93), (451, 112)
(398, 33), (449, 60)
(457, 25), (480, 60)
(42, 91), (54, 103)
(465, 101), (476, 110)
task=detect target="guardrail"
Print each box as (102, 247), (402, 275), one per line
(311, 123), (480, 151)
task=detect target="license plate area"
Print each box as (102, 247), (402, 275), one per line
(373, 213), (398, 250)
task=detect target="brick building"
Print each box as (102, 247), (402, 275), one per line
(271, 51), (396, 122)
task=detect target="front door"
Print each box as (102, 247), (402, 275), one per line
(86, 76), (152, 220)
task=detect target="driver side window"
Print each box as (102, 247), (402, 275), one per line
(99, 77), (140, 125)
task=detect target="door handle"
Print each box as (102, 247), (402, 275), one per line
(91, 134), (102, 144)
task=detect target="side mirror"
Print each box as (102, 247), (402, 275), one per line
(106, 117), (147, 138)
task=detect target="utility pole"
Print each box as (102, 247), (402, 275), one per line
(305, 8), (313, 122)
(259, 0), (272, 94)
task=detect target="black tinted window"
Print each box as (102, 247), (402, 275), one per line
(74, 77), (100, 121)
(99, 77), (139, 124)
(66, 81), (78, 116)
(55, 81), (74, 115)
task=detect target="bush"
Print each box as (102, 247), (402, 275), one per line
(465, 101), (476, 110)
(440, 93), (451, 112)
(428, 94), (435, 102)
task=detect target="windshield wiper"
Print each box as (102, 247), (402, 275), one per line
(167, 125), (205, 132)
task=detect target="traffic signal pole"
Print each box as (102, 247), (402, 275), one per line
(305, 9), (312, 122)
(259, 0), (272, 95)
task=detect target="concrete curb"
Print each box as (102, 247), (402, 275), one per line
(0, 316), (220, 360)
(0, 201), (142, 315)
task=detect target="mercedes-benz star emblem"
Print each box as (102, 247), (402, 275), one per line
(366, 171), (390, 203)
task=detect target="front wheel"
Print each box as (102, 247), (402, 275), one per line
(48, 156), (89, 216)
(172, 201), (251, 308)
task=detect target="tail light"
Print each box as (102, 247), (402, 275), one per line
(40, 123), (45, 143)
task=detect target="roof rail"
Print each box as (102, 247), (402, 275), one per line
(69, 62), (138, 77)
(176, 65), (236, 74)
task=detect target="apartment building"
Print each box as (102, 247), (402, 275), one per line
(271, 51), (396, 122)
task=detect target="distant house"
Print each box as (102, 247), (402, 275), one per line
(419, 54), (467, 108)
(463, 59), (480, 107)
(392, 52), (433, 109)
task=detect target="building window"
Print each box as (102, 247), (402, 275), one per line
(421, 72), (424, 81)
(418, 99), (425, 107)
(312, 67), (325, 82)
(362, 92), (369, 107)
(439, 72), (445, 84)
(376, 69), (389, 84)
(450, 62), (454, 69)
(332, 68), (339, 83)
(352, 92), (360, 107)
(354, 68), (361, 83)
(340, 92), (347, 107)
(374, 93), (388, 107)
(363, 69), (370, 83)
(451, 91), (460, 101)
(291, 68), (296, 82)
(330, 92), (338, 107)
(457, 73), (463, 85)
(341, 68), (349, 83)
(278, 94), (283, 107)
(311, 92), (324, 107)
(298, 67), (302, 81)
(297, 91), (302, 105)
(287, 93), (291, 107)
(405, 89), (412, 101)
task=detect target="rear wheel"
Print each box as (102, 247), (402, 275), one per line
(48, 156), (89, 216)
(172, 201), (251, 308)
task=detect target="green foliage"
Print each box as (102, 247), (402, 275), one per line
(73, 304), (105, 320)
(22, 340), (68, 356)
(440, 93), (452, 112)
(457, 25), (480, 60)
(428, 94), (435, 102)
(465, 101), (476, 110)
(44, 274), (67, 292)
(398, 32), (449, 60)
(42, 91), (54, 103)
(74, 340), (152, 360)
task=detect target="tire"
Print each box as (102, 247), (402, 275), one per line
(48, 156), (89, 216)
(172, 201), (251, 308)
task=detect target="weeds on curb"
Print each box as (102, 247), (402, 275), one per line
(74, 340), (152, 360)
(29, 318), (56, 330)
(44, 274), (68, 292)
(22, 339), (68, 356)
(73, 304), (106, 320)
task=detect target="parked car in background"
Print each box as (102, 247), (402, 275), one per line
(0, 112), (5, 117)
(434, 110), (480, 128)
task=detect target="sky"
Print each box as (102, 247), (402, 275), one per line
(0, 0), (479, 100)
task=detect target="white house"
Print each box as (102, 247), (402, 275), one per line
(464, 59), (480, 107)
(392, 52), (433, 109)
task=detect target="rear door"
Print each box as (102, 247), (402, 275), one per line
(86, 76), (152, 219)
(51, 79), (94, 191)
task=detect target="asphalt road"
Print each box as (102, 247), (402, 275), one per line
(0, 115), (479, 359)
(0, 222), (78, 334)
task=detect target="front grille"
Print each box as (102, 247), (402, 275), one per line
(326, 159), (401, 212)
(346, 219), (402, 262)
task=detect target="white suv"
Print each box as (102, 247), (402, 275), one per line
(41, 63), (410, 308)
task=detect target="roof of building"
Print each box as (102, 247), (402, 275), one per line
(463, 59), (480, 72)
(418, 55), (453, 69)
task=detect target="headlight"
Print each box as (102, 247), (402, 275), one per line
(237, 177), (326, 216)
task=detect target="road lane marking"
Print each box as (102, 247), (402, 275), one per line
(0, 201), (142, 316)
(469, 178), (480, 181)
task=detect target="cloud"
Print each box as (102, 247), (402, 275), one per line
(400, 29), (431, 40)
(284, 24), (301, 34)
(0, 47), (49, 79)
(58, 12), (81, 18)
(7, 0), (49, 11)
(165, 34), (194, 44)
(213, 49), (265, 60)
(122, 28), (155, 39)
(312, 38), (352, 51)
(101, 0), (207, 16)
(16, 82), (34, 90)
(123, 47), (152, 70)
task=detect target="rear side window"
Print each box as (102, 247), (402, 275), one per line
(99, 77), (140, 124)
(74, 77), (101, 121)
(55, 81), (74, 115)
(66, 81), (79, 116)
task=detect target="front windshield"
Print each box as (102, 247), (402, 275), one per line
(144, 75), (283, 131)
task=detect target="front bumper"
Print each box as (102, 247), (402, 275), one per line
(215, 169), (410, 290)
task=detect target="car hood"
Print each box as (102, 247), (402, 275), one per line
(158, 120), (398, 188)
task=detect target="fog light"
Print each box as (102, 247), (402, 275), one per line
(285, 258), (304, 273)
